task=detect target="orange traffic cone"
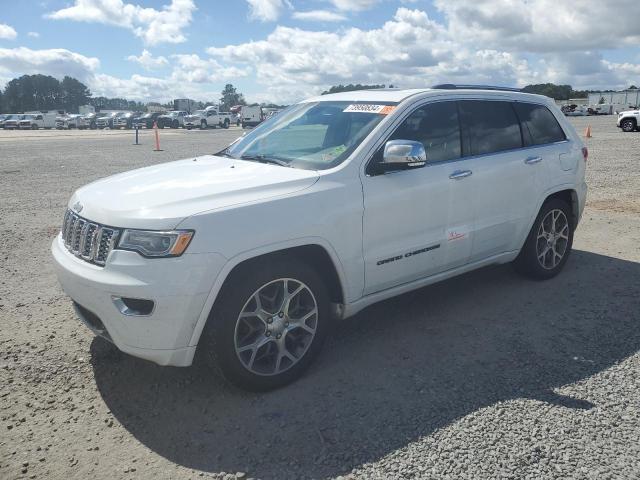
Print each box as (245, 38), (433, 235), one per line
(153, 121), (163, 151)
(584, 124), (592, 138)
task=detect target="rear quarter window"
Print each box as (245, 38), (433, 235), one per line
(514, 103), (566, 146)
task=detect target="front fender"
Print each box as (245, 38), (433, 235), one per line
(186, 236), (348, 351)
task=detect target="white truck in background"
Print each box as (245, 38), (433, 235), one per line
(183, 106), (232, 130)
(240, 106), (263, 128)
(19, 112), (57, 129)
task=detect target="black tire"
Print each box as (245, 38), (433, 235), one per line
(223, 119), (230, 129)
(621, 118), (636, 132)
(172, 120), (179, 129)
(200, 120), (207, 130)
(201, 257), (331, 391)
(513, 198), (574, 280)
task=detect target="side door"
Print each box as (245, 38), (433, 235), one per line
(361, 100), (475, 295)
(458, 100), (544, 262)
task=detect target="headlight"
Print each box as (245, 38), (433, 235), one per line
(117, 229), (194, 258)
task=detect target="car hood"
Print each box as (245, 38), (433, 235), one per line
(69, 155), (320, 230)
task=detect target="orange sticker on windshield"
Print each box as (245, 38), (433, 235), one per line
(344, 104), (395, 115)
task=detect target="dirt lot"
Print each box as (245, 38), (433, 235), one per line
(1, 117), (639, 480)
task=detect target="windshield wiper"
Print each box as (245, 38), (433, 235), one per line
(240, 154), (291, 167)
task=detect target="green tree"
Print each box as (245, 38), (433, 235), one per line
(61, 76), (91, 113)
(521, 83), (573, 100)
(322, 83), (387, 95)
(3, 74), (64, 112)
(220, 84), (246, 112)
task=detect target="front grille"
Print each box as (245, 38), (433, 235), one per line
(62, 209), (120, 266)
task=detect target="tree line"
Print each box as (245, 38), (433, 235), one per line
(0, 75), (253, 114)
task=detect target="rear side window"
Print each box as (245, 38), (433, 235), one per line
(389, 101), (461, 163)
(514, 103), (566, 146)
(459, 100), (522, 156)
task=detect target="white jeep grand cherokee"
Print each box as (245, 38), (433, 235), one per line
(52, 85), (588, 390)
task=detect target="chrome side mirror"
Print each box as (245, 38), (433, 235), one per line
(382, 140), (427, 168)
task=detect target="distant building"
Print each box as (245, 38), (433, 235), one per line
(587, 90), (640, 111)
(79, 105), (95, 115)
(173, 98), (197, 113)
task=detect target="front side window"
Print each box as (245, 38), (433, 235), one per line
(388, 101), (461, 163)
(459, 100), (522, 156)
(514, 102), (566, 146)
(225, 101), (394, 170)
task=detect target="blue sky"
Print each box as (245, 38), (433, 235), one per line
(0, 0), (639, 104)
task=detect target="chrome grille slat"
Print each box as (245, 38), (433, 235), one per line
(60, 209), (120, 267)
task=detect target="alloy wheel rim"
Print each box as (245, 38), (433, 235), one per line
(234, 278), (318, 376)
(536, 209), (569, 270)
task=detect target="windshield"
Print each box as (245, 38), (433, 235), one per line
(192, 110), (204, 116)
(225, 101), (395, 170)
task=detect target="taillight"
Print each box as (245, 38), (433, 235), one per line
(581, 146), (588, 162)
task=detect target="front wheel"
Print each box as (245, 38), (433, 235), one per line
(223, 119), (230, 129)
(202, 258), (330, 391)
(200, 120), (207, 130)
(513, 198), (574, 280)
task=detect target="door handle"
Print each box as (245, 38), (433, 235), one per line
(525, 156), (542, 165)
(449, 170), (472, 180)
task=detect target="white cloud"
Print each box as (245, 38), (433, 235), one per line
(47, 0), (196, 45)
(169, 54), (250, 84)
(435, 0), (640, 52)
(329, 0), (380, 11)
(27, 32), (40, 38)
(0, 23), (18, 40)
(291, 10), (347, 22)
(246, 0), (290, 22)
(126, 49), (168, 70)
(0, 47), (99, 82)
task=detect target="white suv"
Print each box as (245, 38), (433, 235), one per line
(616, 109), (639, 132)
(52, 86), (587, 390)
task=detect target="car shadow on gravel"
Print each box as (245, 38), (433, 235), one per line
(90, 250), (640, 479)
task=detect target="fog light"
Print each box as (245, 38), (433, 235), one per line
(112, 296), (155, 316)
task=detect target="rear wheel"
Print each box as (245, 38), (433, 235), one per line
(223, 119), (230, 129)
(621, 118), (636, 132)
(172, 120), (179, 129)
(201, 258), (330, 391)
(513, 198), (574, 280)
(200, 120), (207, 130)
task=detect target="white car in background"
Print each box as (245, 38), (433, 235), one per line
(616, 109), (640, 132)
(183, 107), (231, 130)
(52, 85), (587, 391)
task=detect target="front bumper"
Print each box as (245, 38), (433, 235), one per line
(51, 234), (226, 366)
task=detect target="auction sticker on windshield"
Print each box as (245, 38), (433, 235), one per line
(343, 104), (395, 115)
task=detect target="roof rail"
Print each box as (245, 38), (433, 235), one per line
(432, 84), (522, 92)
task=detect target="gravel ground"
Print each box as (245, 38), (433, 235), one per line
(1, 117), (639, 480)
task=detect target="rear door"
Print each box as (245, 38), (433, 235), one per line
(458, 100), (542, 261)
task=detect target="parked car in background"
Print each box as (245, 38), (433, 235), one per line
(157, 111), (187, 128)
(51, 86), (588, 391)
(184, 106), (231, 130)
(83, 113), (98, 130)
(96, 112), (120, 129)
(3, 114), (25, 129)
(133, 112), (163, 128)
(112, 112), (140, 129)
(19, 112), (57, 130)
(0, 114), (9, 128)
(241, 106), (263, 128)
(55, 114), (86, 129)
(616, 109), (640, 132)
